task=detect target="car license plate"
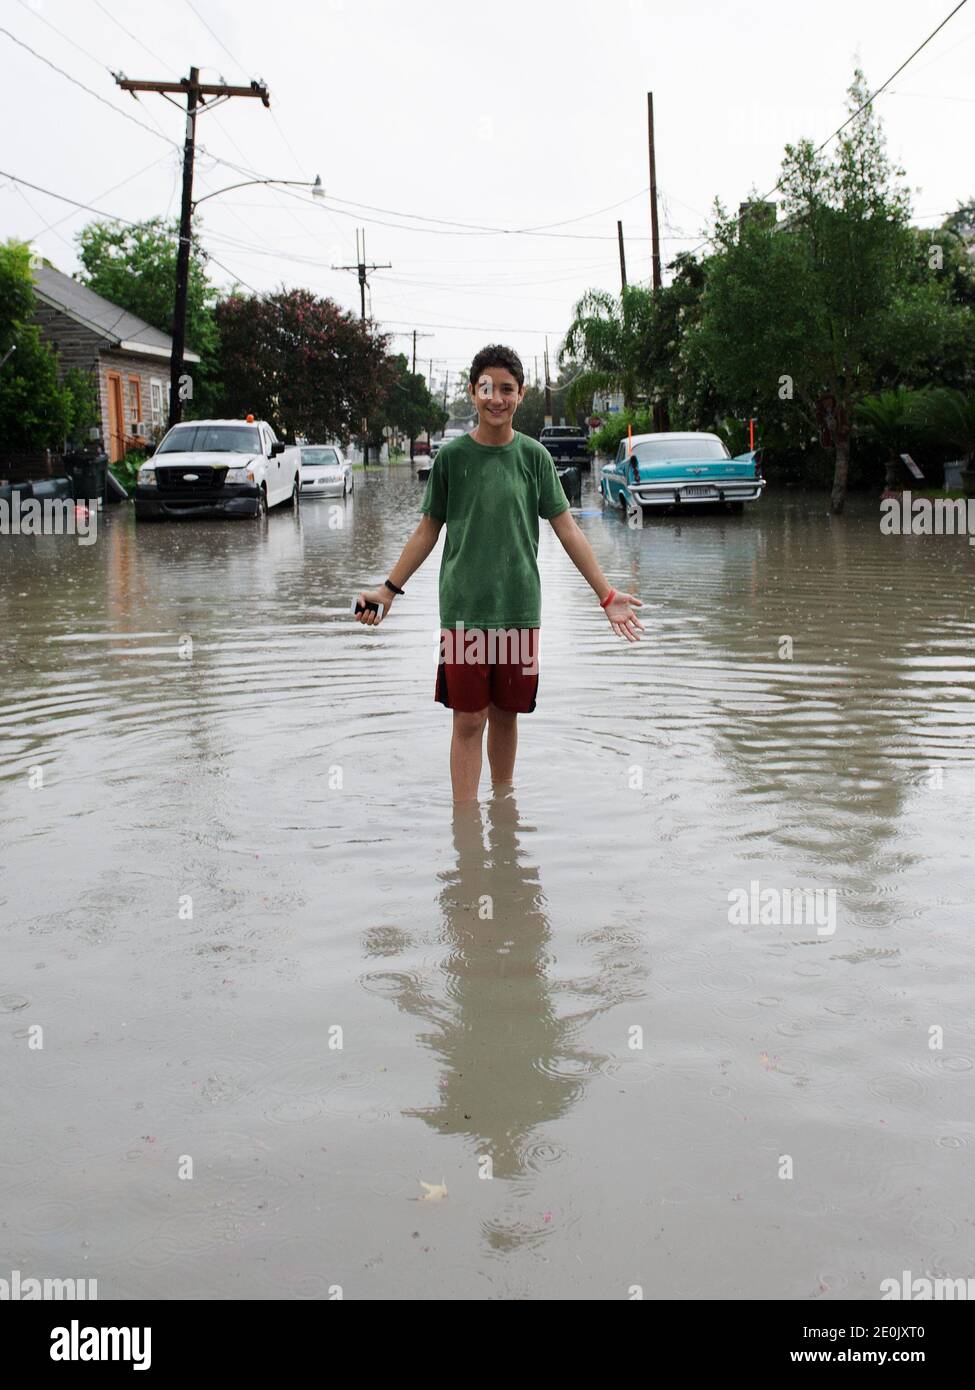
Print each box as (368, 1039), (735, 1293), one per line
(682, 484), (718, 498)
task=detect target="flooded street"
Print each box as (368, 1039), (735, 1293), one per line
(3, 466), (974, 1300)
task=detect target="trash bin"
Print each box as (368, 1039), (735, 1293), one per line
(64, 451), (108, 505)
(31, 477), (73, 502)
(557, 465), (581, 506)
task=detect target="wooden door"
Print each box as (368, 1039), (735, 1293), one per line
(107, 372), (125, 463)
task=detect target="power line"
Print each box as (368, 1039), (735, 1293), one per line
(0, 168), (143, 226)
(374, 317), (566, 337)
(202, 252), (260, 295)
(26, 153), (173, 241)
(0, 22), (276, 199)
(12, 183), (76, 254)
(196, 227), (616, 285)
(812, 0), (968, 156)
(0, 25), (178, 147)
(684, 0), (970, 259)
(17, 0), (106, 70)
(182, 0), (246, 73)
(299, 188), (653, 240)
(0, 166), (261, 307)
(91, 0), (167, 66)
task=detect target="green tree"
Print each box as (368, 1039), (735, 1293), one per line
(691, 70), (963, 512)
(0, 241), (71, 452)
(562, 284), (655, 413)
(854, 388), (929, 489)
(445, 388), (475, 428)
(367, 354), (446, 450)
(513, 384), (546, 438)
(215, 287), (390, 442)
(943, 197), (975, 248)
(913, 388), (975, 469)
(76, 217), (221, 416)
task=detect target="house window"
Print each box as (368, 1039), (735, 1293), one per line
(150, 378), (164, 432)
(127, 376), (142, 437)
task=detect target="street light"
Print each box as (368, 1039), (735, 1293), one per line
(192, 174), (324, 212)
(165, 175), (323, 428)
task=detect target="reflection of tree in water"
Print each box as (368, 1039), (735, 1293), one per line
(387, 790), (638, 1179)
(680, 503), (975, 923)
(709, 508), (922, 830)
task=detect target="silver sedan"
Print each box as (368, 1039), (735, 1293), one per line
(299, 445), (353, 498)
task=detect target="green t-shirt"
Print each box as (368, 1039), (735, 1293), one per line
(420, 430), (570, 628)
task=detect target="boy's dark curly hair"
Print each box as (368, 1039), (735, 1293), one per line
(469, 344), (524, 389)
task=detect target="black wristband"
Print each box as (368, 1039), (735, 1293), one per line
(383, 578), (405, 595)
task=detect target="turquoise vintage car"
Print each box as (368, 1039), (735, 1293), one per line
(600, 432), (765, 516)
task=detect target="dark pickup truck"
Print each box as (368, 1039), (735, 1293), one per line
(539, 424), (591, 469)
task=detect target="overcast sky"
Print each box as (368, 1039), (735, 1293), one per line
(3, 0), (973, 392)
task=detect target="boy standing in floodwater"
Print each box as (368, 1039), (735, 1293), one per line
(355, 343), (644, 802)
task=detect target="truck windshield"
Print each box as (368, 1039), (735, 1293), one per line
(631, 439), (730, 462)
(157, 425), (262, 455)
(543, 427), (583, 437)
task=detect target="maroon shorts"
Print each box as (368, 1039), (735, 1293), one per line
(435, 626), (539, 713)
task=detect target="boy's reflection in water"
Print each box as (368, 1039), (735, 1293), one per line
(402, 789), (608, 1180)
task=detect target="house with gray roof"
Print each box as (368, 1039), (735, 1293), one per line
(32, 264), (200, 464)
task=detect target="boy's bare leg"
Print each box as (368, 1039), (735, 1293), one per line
(487, 703), (518, 785)
(451, 708), (489, 802)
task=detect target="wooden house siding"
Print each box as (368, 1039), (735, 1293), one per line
(33, 304), (173, 462)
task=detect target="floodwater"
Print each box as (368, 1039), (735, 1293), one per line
(2, 465), (974, 1301)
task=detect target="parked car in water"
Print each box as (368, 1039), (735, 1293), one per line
(600, 432), (765, 516)
(413, 439), (431, 456)
(540, 423), (590, 469)
(135, 418), (300, 520)
(299, 444), (353, 498)
(429, 428), (468, 460)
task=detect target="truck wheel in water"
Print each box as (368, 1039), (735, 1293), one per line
(254, 487), (268, 519)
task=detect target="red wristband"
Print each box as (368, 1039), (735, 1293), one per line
(599, 588), (617, 609)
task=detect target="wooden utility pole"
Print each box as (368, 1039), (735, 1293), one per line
(411, 329), (432, 376)
(334, 229), (391, 322)
(114, 69), (270, 428)
(647, 92), (662, 293)
(543, 338), (552, 422)
(334, 230), (391, 464)
(617, 219), (627, 290)
(428, 360), (435, 447)
(409, 329), (432, 460)
(646, 91), (669, 432)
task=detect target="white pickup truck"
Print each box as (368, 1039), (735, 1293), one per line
(135, 417), (301, 520)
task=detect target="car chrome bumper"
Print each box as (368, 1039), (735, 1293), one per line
(630, 478), (766, 506)
(134, 483), (261, 519)
(300, 481), (345, 496)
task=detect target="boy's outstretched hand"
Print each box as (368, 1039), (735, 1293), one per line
(354, 586), (393, 626)
(604, 591), (645, 642)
